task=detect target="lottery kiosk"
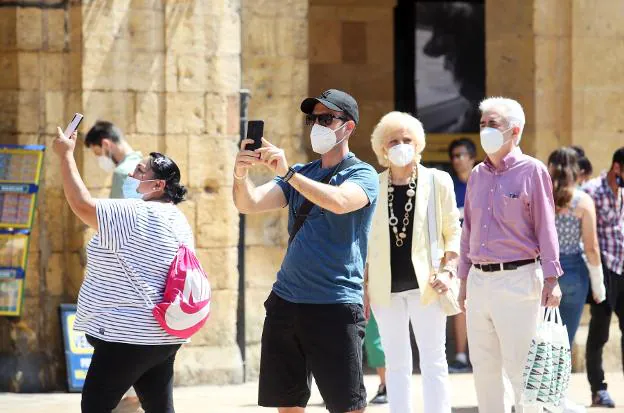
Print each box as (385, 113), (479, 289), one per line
(0, 144), (45, 316)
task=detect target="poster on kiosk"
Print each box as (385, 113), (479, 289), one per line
(0, 144), (45, 317)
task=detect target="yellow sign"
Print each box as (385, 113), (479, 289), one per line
(66, 314), (94, 355)
(0, 279), (24, 316)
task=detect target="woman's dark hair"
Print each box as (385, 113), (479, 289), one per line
(570, 145), (585, 158)
(547, 147), (578, 209)
(578, 156), (593, 177)
(149, 152), (187, 204)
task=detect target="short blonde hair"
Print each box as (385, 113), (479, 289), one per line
(479, 97), (526, 142)
(370, 111), (426, 168)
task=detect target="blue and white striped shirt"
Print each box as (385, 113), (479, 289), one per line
(73, 199), (194, 345)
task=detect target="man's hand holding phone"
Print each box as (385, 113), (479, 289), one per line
(234, 120), (290, 179)
(234, 139), (261, 179)
(256, 138), (289, 177)
(234, 120), (265, 180)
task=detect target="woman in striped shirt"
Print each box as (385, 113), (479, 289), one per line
(53, 127), (194, 413)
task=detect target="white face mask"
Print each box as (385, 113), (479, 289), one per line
(479, 127), (513, 154)
(310, 123), (347, 155)
(97, 154), (115, 172)
(387, 144), (415, 167)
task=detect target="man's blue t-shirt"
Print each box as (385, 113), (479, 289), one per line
(453, 176), (467, 223)
(273, 153), (379, 305)
(452, 175), (467, 208)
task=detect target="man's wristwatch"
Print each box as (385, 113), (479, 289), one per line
(281, 167), (296, 183)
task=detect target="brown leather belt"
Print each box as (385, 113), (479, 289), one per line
(474, 258), (539, 272)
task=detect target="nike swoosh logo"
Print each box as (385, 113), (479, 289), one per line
(164, 268), (211, 331)
(164, 298), (211, 331)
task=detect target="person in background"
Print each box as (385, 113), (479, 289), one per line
(53, 126), (192, 413)
(571, 146), (593, 185)
(367, 111), (461, 413)
(84, 120), (143, 413)
(582, 147), (624, 408)
(364, 312), (388, 404)
(85, 121), (143, 199)
(548, 147), (607, 413)
(459, 97), (562, 413)
(447, 137), (477, 373)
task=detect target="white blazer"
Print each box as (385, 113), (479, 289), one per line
(367, 164), (461, 306)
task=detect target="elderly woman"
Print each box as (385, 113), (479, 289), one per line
(53, 127), (192, 413)
(366, 111), (461, 413)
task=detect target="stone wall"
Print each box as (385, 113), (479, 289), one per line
(241, 0), (309, 381)
(487, 0), (624, 170)
(0, 3), (81, 392)
(308, 0), (396, 169)
(569, 0), (624, 172)
(0, 0), (243, 390)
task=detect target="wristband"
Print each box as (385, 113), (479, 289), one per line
(233, 170), (248, 180)
(281, 167), (296, 183)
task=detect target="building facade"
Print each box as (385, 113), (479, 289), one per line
(0, 0), (621, 391)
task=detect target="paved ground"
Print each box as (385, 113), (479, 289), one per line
(0, 372), (622, 412)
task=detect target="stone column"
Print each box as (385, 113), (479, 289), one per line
(162, 0), (243, 385)
(570, 0), (624, 171)
(0, 3), (82, 392)
(309, 0), (396, 169)
(241, 0), (309, 380)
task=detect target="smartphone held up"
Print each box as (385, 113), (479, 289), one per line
(63, 113), (84, 138)
(245, 120), (264, 151)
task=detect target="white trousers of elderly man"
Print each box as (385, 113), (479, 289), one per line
(466, 262), (544, 413)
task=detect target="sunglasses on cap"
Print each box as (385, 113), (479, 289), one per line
(305, 113), (348, 127)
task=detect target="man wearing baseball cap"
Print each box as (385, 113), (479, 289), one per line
(233, 89), (379, 413)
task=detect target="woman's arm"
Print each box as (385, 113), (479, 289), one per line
(54, 127), (98, 230)
(438, 171), (461, 259)
(579, 193), (600, 266)
(579, 192), (606, 303)
(431, 171), (461, 292)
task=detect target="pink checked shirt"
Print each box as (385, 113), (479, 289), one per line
(458, 148), (563, 279)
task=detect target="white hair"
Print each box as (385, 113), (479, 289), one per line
(371, 111), (426, 168)
(479, 97), (526, 143)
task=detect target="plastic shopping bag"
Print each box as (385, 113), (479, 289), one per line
(520, 308), (571, 413)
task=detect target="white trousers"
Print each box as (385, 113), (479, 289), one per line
(466, 262), (544, 413)
(372, 289), (450, 413)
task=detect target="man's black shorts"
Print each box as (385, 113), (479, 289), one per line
(258, 291), (367, 413)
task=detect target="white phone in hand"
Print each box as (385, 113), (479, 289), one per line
(63, 113), (84, 138)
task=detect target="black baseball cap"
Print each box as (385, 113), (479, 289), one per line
(300, 89), (359, 125)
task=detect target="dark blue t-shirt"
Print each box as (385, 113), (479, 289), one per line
(453, 175), (467, 223)
(453, 175), (467, 208)
(273, 153), (379, 305)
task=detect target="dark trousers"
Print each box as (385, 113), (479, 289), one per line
(585, 265), (624, 392)
(82, 335), (181, 413)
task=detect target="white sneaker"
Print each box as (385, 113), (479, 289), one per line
(563, 398), (586, 413)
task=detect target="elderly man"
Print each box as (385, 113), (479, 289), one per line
(458, 97), (563, 413)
